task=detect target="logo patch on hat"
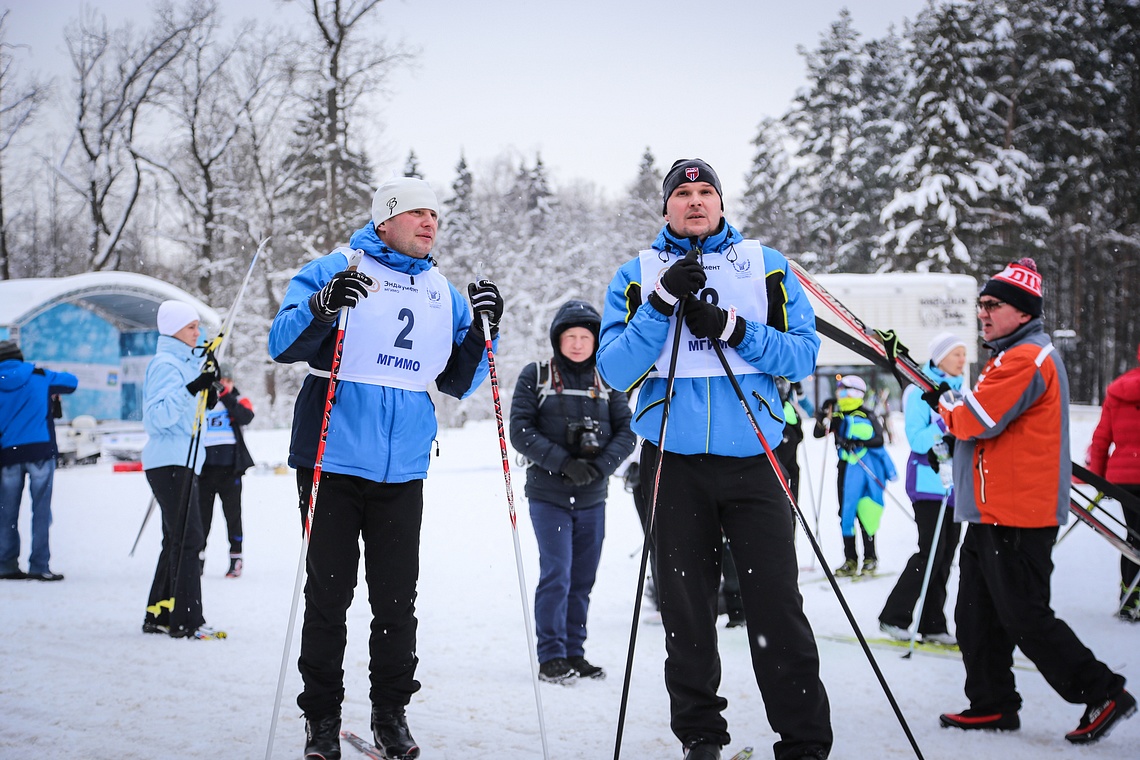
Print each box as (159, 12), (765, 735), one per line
(685, 167), (700, 182)
(386, 197), (398, 216)
(996, 263), (1041, 296)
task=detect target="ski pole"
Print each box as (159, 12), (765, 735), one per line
(852, 456), (914, 522)
(706, 336), (926, 760)
(1056, 489), (1104, 545)
(614, 257), (695, 760)
(1119, 567), (1140, 617)
(904, 492), (951, 659)
(1069, 486), (1139, 541)
(478, 308), (551, 760)
(128, 495), (157, 557)
(264, 250), (361, 760)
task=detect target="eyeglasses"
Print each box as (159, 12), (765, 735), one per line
(977, 298), (1007, 313)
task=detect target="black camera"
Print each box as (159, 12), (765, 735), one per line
(567, 417), (602, 458)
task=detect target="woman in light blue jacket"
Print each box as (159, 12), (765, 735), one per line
(141, 300), (221, 640)
(879, 332), (967, 645)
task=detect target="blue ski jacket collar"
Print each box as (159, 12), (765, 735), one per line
(923, 361), (964, 392)
(349, 221), (436, 276)
(652, 219), (743, 256)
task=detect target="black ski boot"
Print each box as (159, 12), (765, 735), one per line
(683, 740), (722, 760)
(304, 712), (342, 759)
(372, 706), (420, 759)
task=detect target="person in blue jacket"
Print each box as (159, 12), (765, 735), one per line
(596, 158), (832, 760)
(141, 300), (223, 639)
(879, 333), (967, 645)
(0, 339), (78, 580)
(269, 176), (502, 760)
(509, 299), (636, 684)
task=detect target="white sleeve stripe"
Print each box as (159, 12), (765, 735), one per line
(963, 388), (997, 428)
(1035, 344), (1055, 367)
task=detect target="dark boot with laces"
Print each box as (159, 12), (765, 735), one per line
(372, 706), (420, 759)
(304, 713), (341, 759)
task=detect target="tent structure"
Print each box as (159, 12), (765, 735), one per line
(0, 272), (220, 421)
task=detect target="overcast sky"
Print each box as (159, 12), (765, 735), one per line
(6, 0), (927, 202)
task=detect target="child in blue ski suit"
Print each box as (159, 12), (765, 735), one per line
(821, 374), (896, 576)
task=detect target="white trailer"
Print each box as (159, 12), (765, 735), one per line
(804, 272), (980, 368)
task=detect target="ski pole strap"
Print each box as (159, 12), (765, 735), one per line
(308, 367), (332, 379)
(874, 328), (902, 363)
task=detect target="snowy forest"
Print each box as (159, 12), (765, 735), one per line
(0, 0), (1136, 422)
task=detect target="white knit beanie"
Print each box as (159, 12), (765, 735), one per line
(156, 300), (199, 336)
(837, 374), (867, 399)
(371, 177), (440, 226)
(928, 332), (966, 366)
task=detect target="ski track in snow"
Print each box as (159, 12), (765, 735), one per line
(0, 408), (1135, 758)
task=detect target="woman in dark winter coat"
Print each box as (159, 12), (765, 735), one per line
(509, 299), (636, 683)
(1087, 343), (1140, 621)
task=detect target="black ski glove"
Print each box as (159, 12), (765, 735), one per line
(186, 369), (219, 396)
(468, 279), (504, 329)
(920, 381), (951, 411)
(926, 437), (956, 471)
(684, 297), (747, 347)
(655, 253), (706, 306)
(562, 458), (600, 487)
(309, 270), (375, 322)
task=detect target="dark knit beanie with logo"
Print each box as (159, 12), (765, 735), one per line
(661, 159), (723, 214)
(980, 257), (1043, 318)
(0, 339), (23, 362)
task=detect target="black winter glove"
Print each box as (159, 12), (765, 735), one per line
(468, 279), (504, 329)
(186, 369), (219, 396)
(656, 252), (706, 304)
(926, 437), (956, 471)
(562, 458), (600, 487)
(309, 270), (375, 321)
(920, 381), (951, 411)
(684, 297), (747, 347)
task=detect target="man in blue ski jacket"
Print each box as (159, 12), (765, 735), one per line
(596, 159), (831, 760)
(0, 339), (77, 580)
(269, 176), (503, 760)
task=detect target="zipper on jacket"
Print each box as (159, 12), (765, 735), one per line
(634, 394), (667, 422)
(976, 445), (987, 503)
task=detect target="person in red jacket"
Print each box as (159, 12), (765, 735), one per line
(932, 259), (1134, 746)
(1087, 343), (1140, 621)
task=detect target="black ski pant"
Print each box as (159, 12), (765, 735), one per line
(198, 465), (243, 557)
(879, 497), (961, 634)
(773, 438), (801, 505)
(629, 461), (660, 610)
(956, 524), (1124, 713)
(144, 466), (205, 634)
(295, 468), (423, 719)
(640, 443), (832, 758)
(1120, 484), (1140, 596)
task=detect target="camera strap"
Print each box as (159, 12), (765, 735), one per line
(536, 359), (610, 407)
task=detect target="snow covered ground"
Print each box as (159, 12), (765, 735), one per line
(1, 407), (1135, 759)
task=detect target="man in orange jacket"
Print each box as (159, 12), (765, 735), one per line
(931, 258), (1134, 746)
